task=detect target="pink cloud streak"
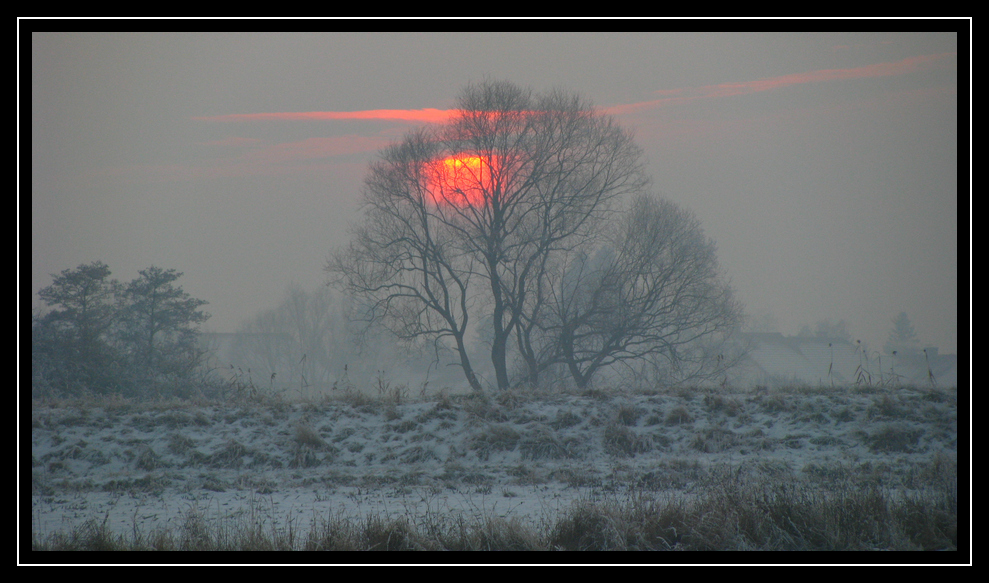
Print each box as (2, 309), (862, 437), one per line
(606, 52), (956, 115)
(194, 108), (457, 124)
(153, 54), (951, 184)
(194, 53), (954, 128)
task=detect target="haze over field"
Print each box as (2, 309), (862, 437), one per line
(29, 30), (962, 358)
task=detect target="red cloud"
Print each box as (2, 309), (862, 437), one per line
(196, 53), (955, 126)
(194, 108), (457, 124)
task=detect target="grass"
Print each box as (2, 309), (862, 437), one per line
(29, 382), (962, 555)
(603, 423), (652, 457)
(664, 406), (694, 426)
(31, 462), (957, 551)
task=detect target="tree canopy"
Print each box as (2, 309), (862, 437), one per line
(329, 81), (741, 391)
(33, 262), (210, 398)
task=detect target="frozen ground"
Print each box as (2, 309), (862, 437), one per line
(29, 384), (958, 542)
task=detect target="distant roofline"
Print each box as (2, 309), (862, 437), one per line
(740, 332), (854, 344)
(201, 331), (293, 340)
(739, 332), (954, 356)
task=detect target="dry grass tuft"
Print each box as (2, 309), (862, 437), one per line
(615, 403), (642, 426)
(551, 408), (583, 430)
(865, 424), (925, 454)
(467, 424), (521, 460)
(550, 502), (629, 550)
(294, 424), (329, 449)
(603, 423), (651, 457)
(665, 406), (694, 426)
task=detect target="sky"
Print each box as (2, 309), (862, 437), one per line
(27, 30), (964, 355)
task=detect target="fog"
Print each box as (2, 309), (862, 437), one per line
(29, 30), (962, 379)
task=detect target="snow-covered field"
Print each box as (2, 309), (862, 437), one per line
(29, 384), (958, 546)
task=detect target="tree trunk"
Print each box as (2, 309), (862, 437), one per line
(454, 335), (484, 393)
(491, 324), (510, 391)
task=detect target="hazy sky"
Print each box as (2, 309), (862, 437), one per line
(29, 30), (962, 353)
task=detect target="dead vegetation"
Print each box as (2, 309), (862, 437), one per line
(32, 460), (957, 551)
(30, 383), (961, 554)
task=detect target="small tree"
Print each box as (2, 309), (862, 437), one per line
(34, 261), (122, 393)
(119, 266), (210, 393)
(884, 311), (921, 356)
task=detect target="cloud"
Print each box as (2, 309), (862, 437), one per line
(160, 54), (952, 183)
(194, 108), (457, 124)
(727, 52), (956, 90)
(605, 52), (957, 116)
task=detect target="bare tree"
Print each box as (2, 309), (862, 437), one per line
(281, 285), (342, 389)
(328, 81), (648, 391)
(529, 194), (743, 388)
(229, 285), (349, 392)
(329, 126), (484, 389)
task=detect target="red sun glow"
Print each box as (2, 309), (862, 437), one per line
(427, 154), (498, 208)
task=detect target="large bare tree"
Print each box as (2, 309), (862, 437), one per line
(328, 81), (649, 391)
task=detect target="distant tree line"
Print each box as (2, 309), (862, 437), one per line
(31, 261), (210, 399)
(755, 312), (928, 358)
(224, 284), (470, 397)
(225, 285), (351, 393)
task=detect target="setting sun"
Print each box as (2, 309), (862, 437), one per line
(427, 154), (498, 208)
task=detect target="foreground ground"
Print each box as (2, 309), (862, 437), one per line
(28, 383), (959, 552)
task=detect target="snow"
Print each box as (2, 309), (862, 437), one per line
(29, 384), (958, 542)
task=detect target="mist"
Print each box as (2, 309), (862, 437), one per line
(26, 27), (966, 558)
(29, 31), (963, 380)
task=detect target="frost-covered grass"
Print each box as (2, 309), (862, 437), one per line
(28, 383), (960, 553)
